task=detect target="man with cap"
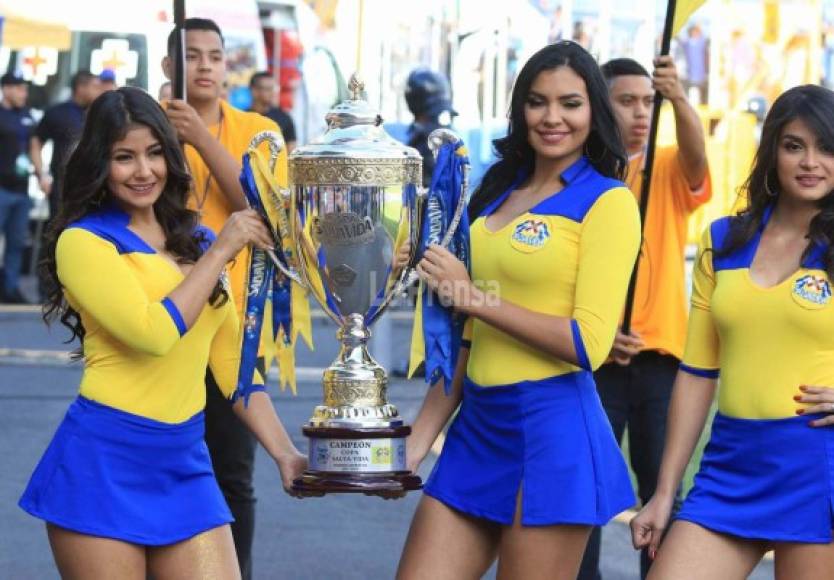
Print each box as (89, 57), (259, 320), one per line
(403, 68), (456, 187)
(99, 69), (118, 92)
(0, 72), (36, 303)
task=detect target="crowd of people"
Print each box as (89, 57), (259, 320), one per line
(2, 14), (834, 580)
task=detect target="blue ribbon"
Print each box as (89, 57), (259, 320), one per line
(234, 153), (293, 404)
(418, 142), (470, 392)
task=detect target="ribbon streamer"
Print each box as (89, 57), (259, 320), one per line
(237, 150), (313, 396)
(412, 141), (470, 392)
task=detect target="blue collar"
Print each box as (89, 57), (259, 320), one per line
(559, 155), (591, 184)
(68, 202), (156, 255)
(759, 203), (827, 269)
(481, 156), (593, 218)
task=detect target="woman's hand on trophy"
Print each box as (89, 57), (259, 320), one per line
(213, 209), (276, 262)
(417, 245), (479, 312)
(276, 449), (308, 499)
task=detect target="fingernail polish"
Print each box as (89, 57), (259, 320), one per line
(793, 395), (801, 401)
(796, 409), (804, 415)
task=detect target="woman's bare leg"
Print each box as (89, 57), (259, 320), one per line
(773, 534), (834, 580)
(397, 495), (501, 580)
(147, 524), (240, 580)
(496, 490), (591, 580)
(647, 521), (765, 580)
(47, 523), (147, 580)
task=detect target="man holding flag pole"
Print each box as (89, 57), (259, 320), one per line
(162, 8), (308, 580)
(578, 2), (709, 579)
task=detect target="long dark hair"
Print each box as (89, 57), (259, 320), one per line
(714, 85), (834, 279)
(468, 41), (627, 219)
(41, 87), (226, 347)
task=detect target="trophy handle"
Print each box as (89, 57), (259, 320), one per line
(249, 130), (284, 174)
(247, 131), (305, 286)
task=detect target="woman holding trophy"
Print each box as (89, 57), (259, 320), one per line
(19, 87), (306, 579)
(398, 41), (641, 579)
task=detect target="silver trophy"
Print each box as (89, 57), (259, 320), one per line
(259, 74), (466, 495)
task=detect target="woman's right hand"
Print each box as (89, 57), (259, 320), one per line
(276, 449), (308, 499)
(213, 209), (275, 262)
(630, 494), (675, 560)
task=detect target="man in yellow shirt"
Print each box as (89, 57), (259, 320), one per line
(578, 57), (711, 580)
(162, 18), (287, 580)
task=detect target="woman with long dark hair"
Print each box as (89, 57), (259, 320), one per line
(397, 41), (641, 579)
(631, 84), (834, 579)
(19, 87), (306, 579)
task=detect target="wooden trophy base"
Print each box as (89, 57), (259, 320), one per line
(292, 471), (422, 497)
(292, 424), (423, 497)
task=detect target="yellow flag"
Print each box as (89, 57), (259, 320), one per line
(408, 288), (426, 378)
(672, 0), (707, 36)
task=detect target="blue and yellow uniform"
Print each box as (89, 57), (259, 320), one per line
(19, 204), (259, 545)
(677, 206), (834, 542)
(423, 157), (641, 525)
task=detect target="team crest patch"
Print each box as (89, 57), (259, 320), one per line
(792, 274), (831, 308)
(510, 218), (551, 253)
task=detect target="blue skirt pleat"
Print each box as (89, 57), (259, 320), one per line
(424, 372), (636, 526)
(19, 396), (233, 546)
(677, 412), (834, 543)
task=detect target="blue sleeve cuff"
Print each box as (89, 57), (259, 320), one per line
(161, 297), (187, 337)
(679, 363), (719, 379)
(230, 384), (267, 407)
(570, 319), (592, 371)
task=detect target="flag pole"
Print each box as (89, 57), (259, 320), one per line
(173, 0), (186, 100)
(621, 0), (678, 333)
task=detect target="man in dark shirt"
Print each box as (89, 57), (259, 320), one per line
(0, 73), (36, 303)
(403, 68), (456, 187)
(30, 70), (100, 219)
(249, 71), (297, 152)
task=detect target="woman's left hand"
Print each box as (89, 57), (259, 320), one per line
(416, 244), (477, 311)
(795, 385), (834, 427)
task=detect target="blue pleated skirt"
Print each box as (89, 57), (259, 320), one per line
(423, 372), (636, 526)
(19, 396), (233, 546)
(677, 412), (834, 543)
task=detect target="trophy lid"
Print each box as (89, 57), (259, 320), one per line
(290, 73), (422, 186)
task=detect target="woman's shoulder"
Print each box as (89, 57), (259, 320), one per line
(61, 207), (152, 255)
(538, 159), (630, 223)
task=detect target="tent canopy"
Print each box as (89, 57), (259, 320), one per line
(0, 9), (71, 50)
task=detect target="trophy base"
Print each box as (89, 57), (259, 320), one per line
(292, 424), (422, 497)
(292, 471), (422, 497)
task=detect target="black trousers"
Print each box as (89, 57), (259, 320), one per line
(577, 351), (681, 580)
(204, 360), (262, 580)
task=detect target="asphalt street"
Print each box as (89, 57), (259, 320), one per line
(0, 306), (774, 579)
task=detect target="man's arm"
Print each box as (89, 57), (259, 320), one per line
(166, 100), (248, 212)
(652, 55), (707, 190)
(29, 136), (52, 196)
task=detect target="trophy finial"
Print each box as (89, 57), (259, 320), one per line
(348, 73), (365, 100)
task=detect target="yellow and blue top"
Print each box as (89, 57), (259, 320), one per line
(681, 206), (834, 419)
(56, 204), (257, 424)
(466, 157), (641, 386)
